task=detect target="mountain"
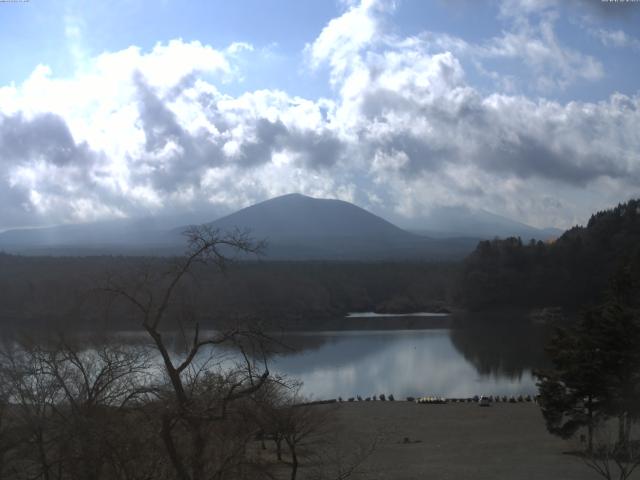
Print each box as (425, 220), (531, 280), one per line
(172, 193), (477, 260)
(208, 193), (411, 239)
(2, 194), (531, 260)
(409, 205), (562, 241)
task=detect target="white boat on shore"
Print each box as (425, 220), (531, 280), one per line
(346, 312), (450, 318)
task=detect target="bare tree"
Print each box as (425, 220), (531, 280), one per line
(0, 225), (375, 480)
(39, 336), (154, 480)
(0, 334), (157, 480)
(279, 402), (331, 480)
(581, 428), (640, 480)
(255, 387), (377, 480)
(104, 226), (273, 480)
(252, 379), (377, 480)
(0, 339), (64, 480)
(309, 429), (379, 480)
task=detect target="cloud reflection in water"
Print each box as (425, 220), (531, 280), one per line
(270, 330), (537, 399)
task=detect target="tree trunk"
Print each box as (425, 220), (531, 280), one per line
(587, 396), (594, 453)
(161, 414), (190, 480)
(289, 445), (298, 480)
(275, 437), (283, 461)
(190, 422), (206, 480)
(36, 428), (52, 480)
(618, 412), (627, 447)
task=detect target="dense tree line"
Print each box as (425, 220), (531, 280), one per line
(457, 199), (640, 311)
(0, 254), (457, 331)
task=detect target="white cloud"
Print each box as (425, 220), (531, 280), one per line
(499, 0), (556, 18)
(482, 19), (604, 90)
(0, 0), (638, 231)
(420, 5), (604, 93)
(591, 27), (640, 50)
(307, 0), (388, 86)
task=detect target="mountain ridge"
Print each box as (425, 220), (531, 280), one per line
(0, 193), (561, 259)
(407, 205), (562, 241)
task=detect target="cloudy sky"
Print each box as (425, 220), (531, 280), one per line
(1, 0), (639, 231)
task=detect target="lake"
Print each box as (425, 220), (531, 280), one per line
(264, 314), (548, 400)
(55, 313), (549, 401)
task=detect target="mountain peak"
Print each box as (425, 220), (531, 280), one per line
(210, 193), (409, 240)
(278, 192), (307, 199)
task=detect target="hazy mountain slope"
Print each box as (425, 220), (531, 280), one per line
(0, 218), (162, 247)
(0, 212), (220, 254)
(410, 206), (562, 240)
(0, 194), (496, 260)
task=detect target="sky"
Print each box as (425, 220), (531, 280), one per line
(0, 0), (639, 231)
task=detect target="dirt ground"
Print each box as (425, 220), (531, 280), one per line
(301, 401), (638, 480)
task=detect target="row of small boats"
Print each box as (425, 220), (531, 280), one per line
(337, 394), (538, 404)
(413, 394), (537, 405)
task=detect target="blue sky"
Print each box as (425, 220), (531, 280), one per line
(0, 0), (639, 230)
(3, 1), (638, 101)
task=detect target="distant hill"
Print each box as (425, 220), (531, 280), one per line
(175, 193), (477, 260)
(409, 205), (562, 241)
(1, 193), (563, 260)
(0, 218), (162, 247)
(456, 199), (640, 310)
(0, 214), (212, 256)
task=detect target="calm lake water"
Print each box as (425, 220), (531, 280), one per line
(270, 326), (541, 400)
(101, 313), (549, 400)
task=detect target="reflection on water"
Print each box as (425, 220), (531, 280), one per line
(450, 320), (549, 379)
(270, 327), (542, 400)
(50, 314), (548, 400)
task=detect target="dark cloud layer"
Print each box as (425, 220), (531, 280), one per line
(0, 112), (94, 167)
(0, 112), (103, 227)
(135, 73), (224, 191)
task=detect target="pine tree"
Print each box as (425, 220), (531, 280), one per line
(536, 269), (640, 452)
(535, 313), (609, 451)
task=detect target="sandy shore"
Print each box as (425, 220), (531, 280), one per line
(310, 401), (632, 480)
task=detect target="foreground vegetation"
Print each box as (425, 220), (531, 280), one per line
(0, 227), (373, 480)
(0, 333), (371, 480)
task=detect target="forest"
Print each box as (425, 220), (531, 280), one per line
(456, 199), (640, 312)
(0, 254), (457, 332)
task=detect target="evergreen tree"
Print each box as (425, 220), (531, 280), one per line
(593, 301), (640, 446)
(535, 313), (609, 451)
(536, 272), (640, 452)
